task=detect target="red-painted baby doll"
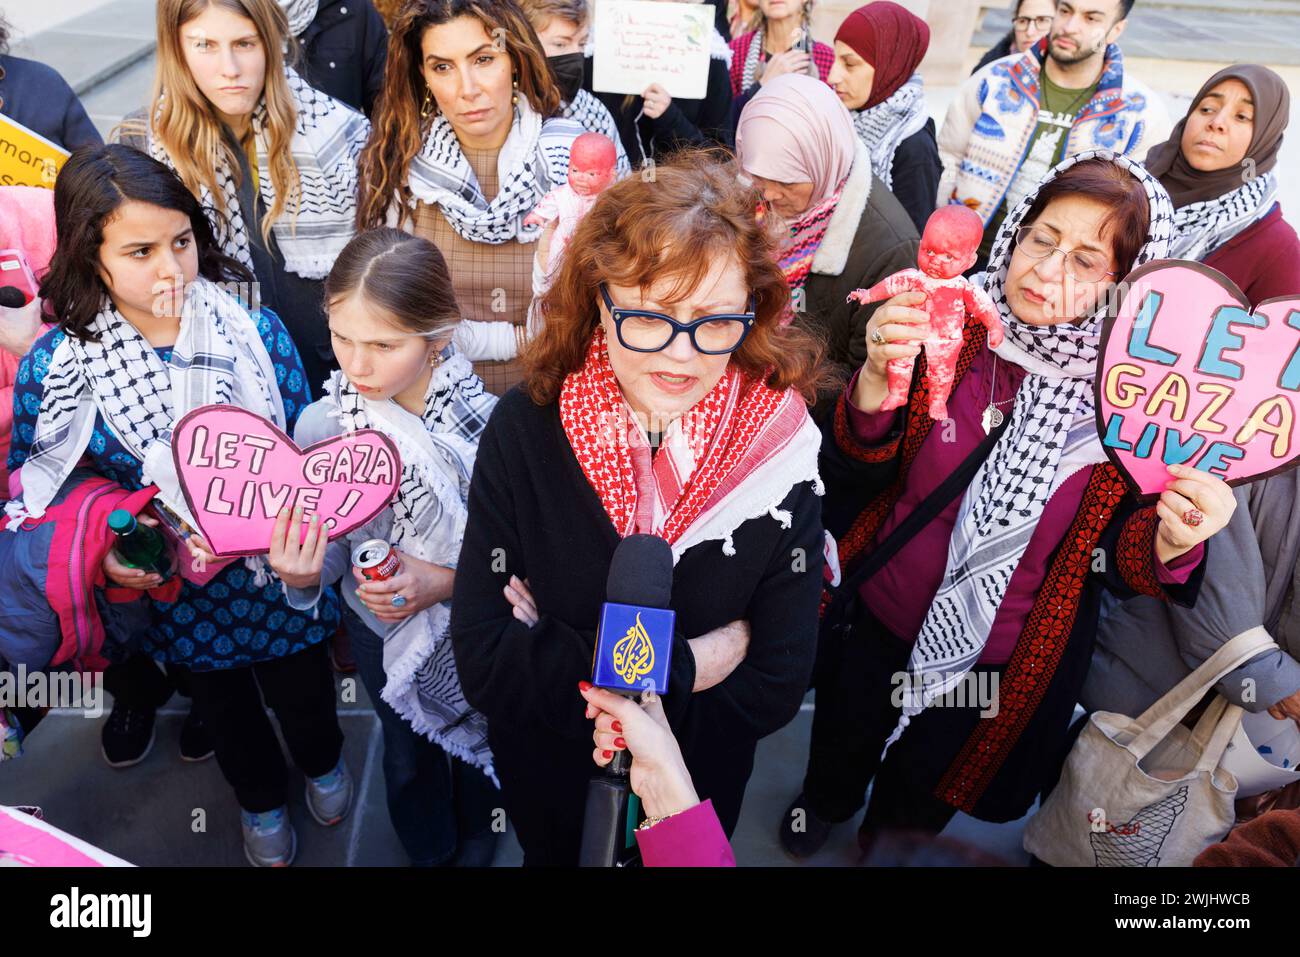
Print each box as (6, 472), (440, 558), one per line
(524, 132), (618, 292)
(847, 205), (1004, 421)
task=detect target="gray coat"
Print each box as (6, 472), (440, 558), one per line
(1084, 470), (1300, 716)
(796, 139), (920, 374)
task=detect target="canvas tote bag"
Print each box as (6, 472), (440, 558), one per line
(1024, 626), (1277, 866)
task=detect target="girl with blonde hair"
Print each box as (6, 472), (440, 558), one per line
(121, 0), (370, 398)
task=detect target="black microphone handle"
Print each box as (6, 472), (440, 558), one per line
(577, 772), (630, 867)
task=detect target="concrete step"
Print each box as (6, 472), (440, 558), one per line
(9, 0), (156, 97)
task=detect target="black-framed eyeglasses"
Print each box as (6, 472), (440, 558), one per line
(1014, 226), (1116, 283)
(599, 284), (755, 355)
(1013, 15), (1053, 31)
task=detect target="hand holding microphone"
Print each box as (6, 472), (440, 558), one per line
(579, 682), (699, 822)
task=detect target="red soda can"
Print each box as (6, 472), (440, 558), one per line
(352, 539), (402, 582)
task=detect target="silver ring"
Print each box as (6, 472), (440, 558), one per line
(391, 594), (407, 608)
(870, 329), (886, 345)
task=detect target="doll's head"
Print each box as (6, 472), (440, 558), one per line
(567, 132), (617, 196)
(917, 205), (984, 280)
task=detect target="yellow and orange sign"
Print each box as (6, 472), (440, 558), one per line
(0, 113), (69, 189)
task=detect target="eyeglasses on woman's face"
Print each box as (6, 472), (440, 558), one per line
(1014, 226), (1116, 283)
(599, 284), (755, 355)
(1013, 15), (1053, 32)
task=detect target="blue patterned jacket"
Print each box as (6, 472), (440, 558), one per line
(937, 38), (1171, 225)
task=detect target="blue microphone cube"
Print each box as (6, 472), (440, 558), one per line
(593, 602), (675, 694)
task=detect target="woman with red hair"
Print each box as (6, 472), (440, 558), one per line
(450, 152), (828, 865)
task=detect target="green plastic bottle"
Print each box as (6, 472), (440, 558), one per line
(107, 509), (171, 578)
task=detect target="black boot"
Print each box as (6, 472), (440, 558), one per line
(778, 791), (836, 859)
(179, 709), (215, 762)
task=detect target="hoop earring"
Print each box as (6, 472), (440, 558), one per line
(420, 87), (435, 119)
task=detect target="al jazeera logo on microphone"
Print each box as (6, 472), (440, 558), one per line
(593, 604), (674, 692)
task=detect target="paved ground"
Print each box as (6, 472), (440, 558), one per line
(0, 680), (1034, 866)
(1, 0), (1296, 867)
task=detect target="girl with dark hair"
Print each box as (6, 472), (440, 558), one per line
(0, 8), (102, 154)
(450, 153), (828, 865)
(781, 152), (1237, 859)
(268, 227), (501, 866)
(6, 144), (347, 867)
(356, 0), (581, 395)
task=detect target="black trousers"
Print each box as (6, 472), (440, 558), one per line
(802, 603), (1002, 836)
(102, 652), (190, 710)
(184, 642), (344, 812)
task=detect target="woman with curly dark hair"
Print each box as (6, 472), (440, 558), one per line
(356, 0), (580, 395)
(449, 152), (829, 865)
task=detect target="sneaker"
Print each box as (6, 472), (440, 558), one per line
(778, 792), (836, 859)
(178, 710), (215, 762)
(101, 702), (156, 768)
(241, 807), (297, 867)
(305, 761), (354, 826)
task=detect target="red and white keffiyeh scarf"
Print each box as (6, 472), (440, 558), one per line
(559, 329), (823, 559)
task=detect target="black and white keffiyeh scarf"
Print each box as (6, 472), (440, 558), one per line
(1168, 170), (1279, 263)
(6, 278), (285, 529)
(323, 345), (499, 779)
(147, 67), (368, 279)
(407, 98), (579, 245)
(881, 150), (1176, 755)
(559, 89), (632, 176)
(850, 72), (928, 190)
(739, 25), (768, 91)
(276, 0), (319, 36)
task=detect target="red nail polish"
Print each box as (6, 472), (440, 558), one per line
(611, 720), (623, 733)
(602, 750), (613, 759)
(578, 680), (592, 692)
(614, 737), (627, 749)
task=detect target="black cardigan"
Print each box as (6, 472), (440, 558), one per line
(450, 386), (825, 864)
(295, 0), (388, 117)
(889, 119), (942, 236)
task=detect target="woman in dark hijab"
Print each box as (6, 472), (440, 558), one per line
(1145, 64), (1300, 304)
(825, 1), (940, 233)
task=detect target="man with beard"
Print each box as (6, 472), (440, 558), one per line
(936, 0), (1170, 271)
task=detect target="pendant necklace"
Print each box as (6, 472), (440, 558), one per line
(981, 354), (1015, 434)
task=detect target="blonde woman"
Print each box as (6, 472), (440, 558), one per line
(356, 0), (582, 395)
(119, 0), (370, 401)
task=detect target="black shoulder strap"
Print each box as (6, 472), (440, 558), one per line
(828, 413), (1011, 619)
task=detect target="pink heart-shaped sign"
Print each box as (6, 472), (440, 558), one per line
(1097, 260), (1300, 500)
(171, 405), (401, 557)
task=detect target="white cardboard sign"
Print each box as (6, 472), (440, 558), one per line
(592, 0), (713, 100)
